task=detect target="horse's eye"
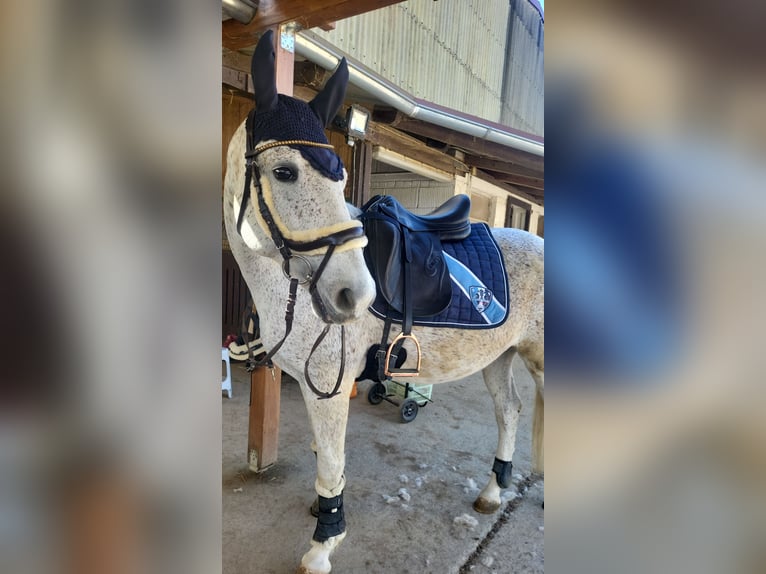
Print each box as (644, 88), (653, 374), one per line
(273, 166), (297, 181)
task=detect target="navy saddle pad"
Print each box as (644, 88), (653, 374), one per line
(369, 223), (509, 329)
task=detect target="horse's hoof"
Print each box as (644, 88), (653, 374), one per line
(296, 567), (329, 574)
(473, 497), (500, 514)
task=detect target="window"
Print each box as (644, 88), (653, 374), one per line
(505, 199), (530, 230)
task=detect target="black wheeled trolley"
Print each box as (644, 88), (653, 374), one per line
(367, 380), (433, 423)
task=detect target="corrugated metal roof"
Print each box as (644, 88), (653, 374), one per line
(500, 0), (544, 135)
(312, 0), (543, 137)
(314, 0), (522, 128)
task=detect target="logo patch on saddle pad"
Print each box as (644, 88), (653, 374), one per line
(470, 286), (494, 313)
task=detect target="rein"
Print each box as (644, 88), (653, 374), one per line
(235, 111), (365, 399)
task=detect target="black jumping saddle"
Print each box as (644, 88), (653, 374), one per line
(360, 194), (471, 378)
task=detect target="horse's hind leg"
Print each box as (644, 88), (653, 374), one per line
(298, 381), (353, 574)
(519, 339), (544, 475)
(474, 347), (523, 514)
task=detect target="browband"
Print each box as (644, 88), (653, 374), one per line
(245, 139), (335, 158)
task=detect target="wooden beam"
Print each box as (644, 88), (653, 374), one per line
(397, 118), (543, 173)
(222, 65), (253, 96)
(222, 48), (252, 74)
(222, 33), (297, 96)
(511, 186), (545, 199)
(351, 141), (373, 207)
(274, 26), (294, 95)
(465, 155), (542, 178)
(475, 169), (543, 205)
(223, 61), (320, 104)
(484, 170), (544, 191)
(294, 61), (331, 90)
(365, 122), (467, 175)
(375, 110), (543, 173)
(248, 366), (282, 472)
(223, 0), (405, 50)
(292, 84), (319, 103)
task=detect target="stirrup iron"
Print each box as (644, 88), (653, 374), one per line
(384, 333), (421, 377)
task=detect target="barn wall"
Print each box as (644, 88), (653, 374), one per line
(222, 90), (253, 339)
(314, 0), (510, 124)
(370, 172), (455, 214)
(222, 249), (250, 339)
(500, 0), (544, 135)
(222, 91), (253, 188)
(314, 0), (544, 136)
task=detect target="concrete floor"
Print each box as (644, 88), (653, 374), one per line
(223, 357), (543, 574)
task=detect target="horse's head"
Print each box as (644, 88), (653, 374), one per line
(224, 30), (375, 324)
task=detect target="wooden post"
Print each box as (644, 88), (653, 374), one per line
(351, 140), (373, 207)
(247, 24), (294, 472)
(273, 24), (295, 97)
(248, 365), (282, 472)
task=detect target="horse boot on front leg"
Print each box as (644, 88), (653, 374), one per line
(299, 374), (353, 574)
(298, 479), (347, 574)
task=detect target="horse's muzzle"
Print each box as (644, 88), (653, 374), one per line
(312, 282), (375, 325)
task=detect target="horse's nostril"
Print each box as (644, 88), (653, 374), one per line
(336, 288), (356, 313)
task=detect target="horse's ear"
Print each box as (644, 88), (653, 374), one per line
(252, 30), (278, 114)
(309, 58), (349, 127)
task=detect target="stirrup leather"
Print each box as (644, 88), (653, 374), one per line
(384, 333), (422, 377)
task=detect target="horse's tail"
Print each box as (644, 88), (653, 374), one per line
(532, 384), (544, 475)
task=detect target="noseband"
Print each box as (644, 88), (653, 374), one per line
(234, 111), (366, 399)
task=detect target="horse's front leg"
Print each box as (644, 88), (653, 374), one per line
(297, 375), (353, 574)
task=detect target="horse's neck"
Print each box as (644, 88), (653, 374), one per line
(245, 252), (284, 325)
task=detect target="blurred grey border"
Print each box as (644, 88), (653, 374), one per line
(1, 2), (221, 573)
(547, 2), (766, 574)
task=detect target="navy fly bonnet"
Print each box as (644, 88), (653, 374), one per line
(250, 95), (344, 181)
(249, 30), (349, 181)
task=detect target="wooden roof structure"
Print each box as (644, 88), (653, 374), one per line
(222, 0), (544, 204)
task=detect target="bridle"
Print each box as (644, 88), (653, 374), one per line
(234, 110), (367, 399)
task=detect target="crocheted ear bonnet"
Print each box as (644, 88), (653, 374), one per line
(250, 95), (344, 181)
(250, 29), (349, 182)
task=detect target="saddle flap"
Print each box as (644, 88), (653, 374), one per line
(362, 207), (452, 317)
(363, 215), (402, 307)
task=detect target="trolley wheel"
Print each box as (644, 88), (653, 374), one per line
(400, 398), (419, 423)
(367, 382), (386, 405)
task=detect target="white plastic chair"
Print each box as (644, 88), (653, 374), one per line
(222, 347), (232, 398)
